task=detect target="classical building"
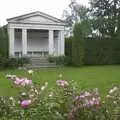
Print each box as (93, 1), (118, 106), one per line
(7, 11), (65, 57)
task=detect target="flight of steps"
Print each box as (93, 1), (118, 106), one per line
(26, 57), (56, 69)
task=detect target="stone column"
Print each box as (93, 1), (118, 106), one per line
(58, 30), (65, 56)
(22, 28), (27, 56)
(48, 30), (54, 55)
(60, 30), (65, 55)
(57, 31), (61, 56)
(9, 28), (15, 57)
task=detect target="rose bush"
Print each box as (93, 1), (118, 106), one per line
(0, 72), (120, 119)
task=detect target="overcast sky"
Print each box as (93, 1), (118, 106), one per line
(0, 0), (89, 25)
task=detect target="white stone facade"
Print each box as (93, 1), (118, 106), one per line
(7, 11), (65, 57)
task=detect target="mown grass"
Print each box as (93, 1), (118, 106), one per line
(0, 65), (120, 96)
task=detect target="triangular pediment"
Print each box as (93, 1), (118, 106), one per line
(7, 11), (65, 25)
(18, 15), (60, 24)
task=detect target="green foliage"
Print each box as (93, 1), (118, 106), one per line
(6, 58), (19, 68)
(65, 36), (120, 65)
(0, 55), (8, 68)
(84, 38), (120, 65)
(90, 0), (120, 37)
(0, 75), (120, 120)
(63, 0), (89, 26)
(72, 23), (84, 66)
(72, 20), (92, 66)
(0, 25), (8, 57)
(65, 37), (73, 65)
(17, 57), (30, 67)
(0, 57), (30, 69)
(48, 56), (68, 66)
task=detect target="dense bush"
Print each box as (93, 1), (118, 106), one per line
(48, 56), (68, 66)
(0, 57), (30, 69)
(17, 57), (30, 66)
(0, 55), (8, 68)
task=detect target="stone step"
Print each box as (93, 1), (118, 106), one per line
(31, 63), (56, 66)
(30, 57), (48, 62)
(30, 59), (48, 62)
(30, 61), (49, 63)
(26, 57), (56, 68)
(30, 57), (48, 60)
(31, 62), (50, 64)
(26, 64), (56, 69)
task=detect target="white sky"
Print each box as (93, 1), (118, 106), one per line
(0, 0), (89, 25)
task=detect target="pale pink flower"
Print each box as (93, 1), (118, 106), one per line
(24, 78), (32, 85)
(14, 77), (32, 87)
(92, 98), (100, 105)
(75, 95), (85, 101)
(89, 100), (94, 105)
(21, 100), (31, 108)
(14, 77), (24, 85)
(84, 92), (91, 97)
(56, 80), (69, 87)
(20, 81), (26, 87)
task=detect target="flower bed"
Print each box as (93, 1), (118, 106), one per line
(0, 70), (120, 119)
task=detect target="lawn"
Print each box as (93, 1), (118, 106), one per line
(0, 65), (120, 96)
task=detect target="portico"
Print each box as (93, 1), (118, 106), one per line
(7, 11), (65, 57)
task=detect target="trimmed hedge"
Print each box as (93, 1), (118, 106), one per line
(65, 37), (120, 65)
(84, 38), (120, 65)
(48, 56), (68, 66)
(65, 37), (72, 65)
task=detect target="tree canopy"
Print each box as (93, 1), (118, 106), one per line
(63, 0), (120, 38)
(90, 0), (120, 37)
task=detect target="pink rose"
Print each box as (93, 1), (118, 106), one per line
(24, 79), (32, 85)
(14, 77), (24, 85)
(14, 77), (32, 87)
(21, 100), (31, 108)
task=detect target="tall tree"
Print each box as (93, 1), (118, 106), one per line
(72, 19), (92, 66)
(0, 25), (8, 57)
(63, 0), (89, 25)
(90, 0), (120, 37)
(63, 0), (89, 36)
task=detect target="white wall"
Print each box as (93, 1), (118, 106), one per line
(27, 30), (48, 51)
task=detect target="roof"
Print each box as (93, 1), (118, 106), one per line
(7, 11), (65, 25)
